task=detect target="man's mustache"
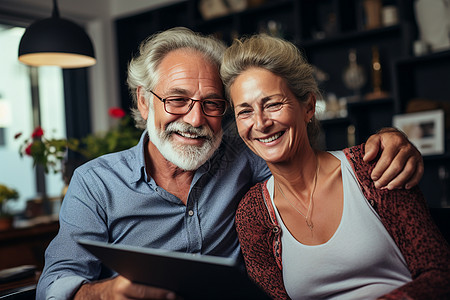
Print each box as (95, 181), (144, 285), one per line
(164, 122), (214, 141)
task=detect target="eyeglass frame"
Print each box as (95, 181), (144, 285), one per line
(149, 90), (228, 117)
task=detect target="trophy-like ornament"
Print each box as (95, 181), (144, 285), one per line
(365, 46), (390, 100)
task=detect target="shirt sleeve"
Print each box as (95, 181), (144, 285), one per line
(43, 276), (88, 300)
(248, 148), (271, 183)
(36, 168), (111, 300)
(222, 123), (270, 184)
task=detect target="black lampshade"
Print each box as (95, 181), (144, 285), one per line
(18, 0), (96, 68)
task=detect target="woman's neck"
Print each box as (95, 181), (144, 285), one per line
(268, 147), (319, 193)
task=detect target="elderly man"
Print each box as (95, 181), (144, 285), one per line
(37, 27), (423, 300)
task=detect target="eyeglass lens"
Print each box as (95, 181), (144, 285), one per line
(164, 97), (227, 116)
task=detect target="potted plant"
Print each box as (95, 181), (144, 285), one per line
(16, 107), (141, 175)
(73, 107), (142, 160)
(0, 183), (19, 230)
(16, 126), (78, 174)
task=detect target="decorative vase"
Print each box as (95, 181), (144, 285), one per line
(342, 49), (366, 97)
(363, 0), (382, 29)
(414, 0), (450, 52)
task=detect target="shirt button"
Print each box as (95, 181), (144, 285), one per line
(272, 226), (280, 234)
(188, 210), (194, 216)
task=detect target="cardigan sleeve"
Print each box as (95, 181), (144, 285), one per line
(235, 182), (289, 300)
(344, 145), (450, 300)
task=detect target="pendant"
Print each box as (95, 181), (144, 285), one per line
(306, 219), (314, 231)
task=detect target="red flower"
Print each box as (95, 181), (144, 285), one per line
(25, 143), (33, 156)
(14, 132), (23, 139)
(109, 107), (126, 119)
(31, 126), (44, 138)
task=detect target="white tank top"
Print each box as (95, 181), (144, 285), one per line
(267, 151), (412, 299)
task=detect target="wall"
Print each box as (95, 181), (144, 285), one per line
(0, 0), (181, 132)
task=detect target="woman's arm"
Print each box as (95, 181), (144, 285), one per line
(345, 145), (450, 299)
(235, 182), (289, 300)
(378, 186), (450, 299)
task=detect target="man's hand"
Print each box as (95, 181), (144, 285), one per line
(363, 128), (424, 190)
(74, 275), (178, 300)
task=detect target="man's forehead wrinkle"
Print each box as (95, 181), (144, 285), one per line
(162, 63), (216, 80)
(159, 61), (186, 79)
(159, 68), (222, 94)
(169, 87), (189, 94)
(155, 50), (223, 99)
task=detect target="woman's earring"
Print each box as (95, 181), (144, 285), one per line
(309, 118), (313, 123)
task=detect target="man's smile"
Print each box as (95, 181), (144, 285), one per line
(173, 131), (207, 139)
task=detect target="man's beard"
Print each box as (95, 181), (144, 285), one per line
(146, 105), (222, 171)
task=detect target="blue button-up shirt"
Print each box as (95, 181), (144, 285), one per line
(37, 130), (270, 299)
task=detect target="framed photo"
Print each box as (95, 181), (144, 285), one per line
(393, 109), (445, 156)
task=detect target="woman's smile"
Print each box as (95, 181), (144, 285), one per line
(256, 131), (285, 143)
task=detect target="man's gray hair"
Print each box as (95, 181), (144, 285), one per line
(127, 27), (227, 129)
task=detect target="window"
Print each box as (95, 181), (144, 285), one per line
(0, 24), (66, 214)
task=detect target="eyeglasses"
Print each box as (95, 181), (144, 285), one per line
(149, 90), (228, 117)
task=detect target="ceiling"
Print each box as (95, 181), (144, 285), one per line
(0, 0), (180, 22)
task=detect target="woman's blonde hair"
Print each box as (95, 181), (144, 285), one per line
(220, 34), (321, 147)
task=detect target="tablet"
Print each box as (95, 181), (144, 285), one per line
(78, 239), (271, 300)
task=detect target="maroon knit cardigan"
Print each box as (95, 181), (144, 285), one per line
(235, 144), (450, 300)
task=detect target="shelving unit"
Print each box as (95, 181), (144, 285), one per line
(394, 50), (450, 113)
(114, 0), (450, 207)
(393, 50), (450, 208)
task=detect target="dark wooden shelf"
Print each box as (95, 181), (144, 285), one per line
(320, 117), (351, 126)
(0, 219), (59, 270)
(423, 152), (450, 162)
(396, 49), (450, 66)
(301, 25), (401, 48)
(347, 97), (393, 109)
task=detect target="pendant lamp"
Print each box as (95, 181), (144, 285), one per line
(18, 0), (96, 68)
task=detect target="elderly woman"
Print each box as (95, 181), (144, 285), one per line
(220, 34), (450, 300)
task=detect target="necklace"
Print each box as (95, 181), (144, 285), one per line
(276, 154), (319, 231)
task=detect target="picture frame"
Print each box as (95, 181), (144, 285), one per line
(393, 109), (445, 156)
